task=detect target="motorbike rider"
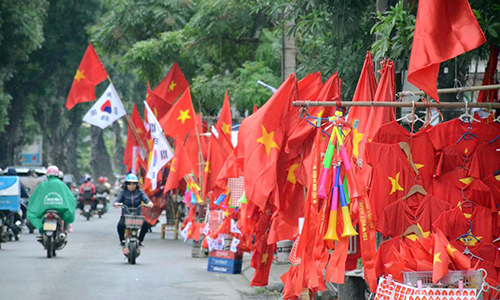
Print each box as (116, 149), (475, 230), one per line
(27, 166), (76, 238)
(78, 174), (96, 211)
(96, 177), (111, 194)
(113, 173), (153, 247)
(23, 169), (43, 196)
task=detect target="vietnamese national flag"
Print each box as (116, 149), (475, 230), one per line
(146, 82), (172, 121)
(432, 232), (451, 283)
(164, 140), (195, 193)
(124, 103), (148, 170)
(202, 134), (230, 201)
(408, 0), (486, 102)
(159, 88), (196, 141)
(66, 43), (108, 110)
(250, 232), (277, 286)
(435, 229), (470, 270)
(215, 146), (242, 191)
(153, 62), (189, 104)
(214, 91), (234, 154)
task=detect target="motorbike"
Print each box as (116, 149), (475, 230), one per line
(0, 211), (22, 242)
(95, 192), (109, 218)
(40, 210), (67, 258)
(20, 198), (35, 234)
(81, 199), (95, 221)
(118, 204), (145, 265)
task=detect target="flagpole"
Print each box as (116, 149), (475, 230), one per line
(106, 75), (149, 152)
(292, 101), (500, 108)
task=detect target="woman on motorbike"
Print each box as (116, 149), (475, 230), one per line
(113, 173), (153, 247)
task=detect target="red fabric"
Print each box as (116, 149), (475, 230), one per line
(433, 205), (498, 244)
(202, 135), (230, 201)
(297, 72), (322, 100)
(371, 121), (436, 189)
(164, 141), (195, 192)
(377, 194), (451, 239)
(365, 142), (422, 220)
(356, 191), (378, 292)
(66, 44), (108, 110)
(325, 237), (350, 283)
(183, 120), (208, 179)
(470, 141), (500, 179)
(214, 91), (234, 154)
(450, 240), (500, 275)
(407, 0), (486, 102)
(152, 62), (189, 104)
(159, 88), (196, 141)
(435, 138), (482, 177)
(253, 104), (258, 114)
(426, 118), (499, 152)
(146, 82), (173, 121)
(477, 45), (499, 103)
(432, 230), (452, 283)
(375, 236), (415, 279)
(430, 168), (497, 211)
(124, 104), (149, 170)
(250, 232), (277, 286)
(215, 146), (243, 190)
(237, 75), (297, 210)
(482, 174), (500, 211)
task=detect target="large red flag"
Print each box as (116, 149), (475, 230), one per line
(408, 0), (486, 102)
(237, 75), (297, 210)
(214, 91), (234, 154)
(146, 82), (172, 120)
(250, 232), (277, 286)
(432, 232), (451, 283)
(164, 141), (195, 192)
(159, 88), (196, 141)
(153, 62), (189, 104)
(202, 135), (230, 201)
(215, 146), (243, 191)
(123, 104), (148, 170)
(66, 44), (108, 110)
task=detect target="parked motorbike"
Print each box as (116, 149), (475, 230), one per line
(95, 192), (109, 218)
(118, 204), (145, 265)
(40, 210), (67, 258)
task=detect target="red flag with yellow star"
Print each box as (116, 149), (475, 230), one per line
(215, 91), (234, 154)
(159, 88), (196, 141)
(66, 44), (108, 110)
(237, 75), (297, 210)
(164, 140), (195, 192)
(153, 62), (189, 104)
(146, 82), (172, 121)
(124, 103), (148, 170)
(202, 134), (230, 201)
(433, 231), (451, 283)
(250, 232), (277, 286)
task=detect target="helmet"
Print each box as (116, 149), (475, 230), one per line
(58, 171), (64, 180)
(125, 173), (139, 183)
(46, 166), (60, 177)
(98, 177), (104, 184)
(84, 174), (91, 182)
(103, 177), (108, 183)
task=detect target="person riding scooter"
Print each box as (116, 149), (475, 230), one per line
(113, 174), (153, 247)
(78, 175), (96, 211)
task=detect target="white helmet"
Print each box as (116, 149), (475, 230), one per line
(46, 165), (60, 177)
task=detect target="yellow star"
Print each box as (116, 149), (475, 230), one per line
(415, 163), (424, 170)
(496, 175), (500, 181)
(459, 177), (474, 185)
(261, 253), (269, 264)
(170, 158), (176, 172)
(352, 129), (364, 158)
(168, 81), (176, 92)
(464, 148), (469, 154)
(256, 125), (279, 156)
(434, 252), (442, 265)
(287, 163), (300, 184)
(177, 109), (191, 124)
(459, 236), (482, 246)
(224, 210), (230, 217)
(388, 172), (404, 195)
(204, 161), (211, 173)
(74, 69), (85, 82)
(222, 122), (231, 135)
(404, 223), (430, 241)
(446, 243), (458, 258)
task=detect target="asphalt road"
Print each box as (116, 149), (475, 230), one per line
(0, 206), (255, 300)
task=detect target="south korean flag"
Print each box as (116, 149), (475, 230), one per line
(83, 83), (126, 129)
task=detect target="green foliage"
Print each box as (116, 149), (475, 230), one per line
(370, 0), (416, 63)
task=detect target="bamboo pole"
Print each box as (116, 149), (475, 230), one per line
(293, 101), (500, 109)
(396, 84), (500, 97)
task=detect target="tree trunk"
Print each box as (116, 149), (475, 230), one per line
(281, 7), (296, 82)
(90, 126), (114, 182)
(112, 121), (126, 175)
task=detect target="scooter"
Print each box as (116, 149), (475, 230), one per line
(40, 210), (67, 258)
(95, 192), (109, 218)
(81, 199), (94, 221)
(117, 204), (145, 265)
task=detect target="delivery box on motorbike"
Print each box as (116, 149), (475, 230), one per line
(0, 176), (21, 212)
(27, 177), (76, 230)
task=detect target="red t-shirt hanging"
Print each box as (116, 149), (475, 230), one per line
(365, 142), (423, 220)
(377, 194), (452, 239)
(435, 138), (481, 176)
(449, 240), (500, 285)
(371, 121), (436, 189)
(482, 174), (500, 212)
(430, 168), (497, 211)
(426, 118), (499, 152)
(433, 204), (497, 244)
(469, 140), (500, 179)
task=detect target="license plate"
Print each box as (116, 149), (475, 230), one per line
(43, 222), (57, 231)
(84, 205), (91, 211)
(97, 204), (104, 209)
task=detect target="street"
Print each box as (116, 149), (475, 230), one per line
(0, 207), (257, 300)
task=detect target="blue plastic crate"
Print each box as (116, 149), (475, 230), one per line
(207, 257), (242, 274)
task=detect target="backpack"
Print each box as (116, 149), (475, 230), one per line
(82, 184), (93, 200)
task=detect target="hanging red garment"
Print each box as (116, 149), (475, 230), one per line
(375, 236), (417, 280)
(435, 138), (482, 177)
(433, 204), (498, 244)
(430, 168), (497, 211)
(469, 141), (500, 179)
(365, 142), (423, 220)
(377, 194), (451, 239)
(482, 174), (500, 211)
(477, 45), (499, 103)
(371, 121), (436, 189)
